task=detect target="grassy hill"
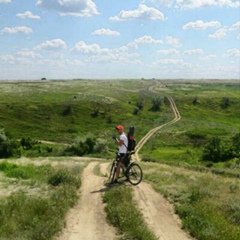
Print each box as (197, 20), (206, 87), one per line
(0, 79), (239, 161)
(0, 79), (240, 240)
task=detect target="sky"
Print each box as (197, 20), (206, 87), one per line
(0, 0), (239, 80)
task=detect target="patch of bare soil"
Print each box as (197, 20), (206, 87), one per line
(55, 161), (117, 240)
(133, 182), (193, 240)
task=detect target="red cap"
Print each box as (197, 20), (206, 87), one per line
(116, 125), (124, 131)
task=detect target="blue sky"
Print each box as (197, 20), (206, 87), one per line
(0, 0), (239, 80)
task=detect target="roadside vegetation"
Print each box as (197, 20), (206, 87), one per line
(103, 185), (157, 240)
(142, 162), (240, 240)
(0, 160), (84, 239)
(0, 79), (239, 239)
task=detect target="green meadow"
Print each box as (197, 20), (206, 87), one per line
(0, 79), (240, 240)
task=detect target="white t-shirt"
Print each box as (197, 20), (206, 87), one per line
(118, 133), (128, 154)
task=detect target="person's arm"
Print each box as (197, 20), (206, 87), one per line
(113, 135), (124, 146)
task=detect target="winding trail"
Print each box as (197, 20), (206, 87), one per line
(55, 80), (192, 240)
(55, 162), (116, 240)
(133, 82), (181, 162)
(6, 81), (191, 240)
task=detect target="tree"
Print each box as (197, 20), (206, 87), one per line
(202, 137), (233, 162)
(151, 97), (162, 111)
(221, 97), (230, 109)
(0, 130), (20, 158)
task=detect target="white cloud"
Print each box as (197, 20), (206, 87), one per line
(157, 49), (180, 55)
(200, 54), (217, 60)
(183, 20), (221, 30)
(183, 49), (204, 55)
(175, 0), (240, 9)
(0, 0), (11, 3)
(15, 51), (42, 58)
(92, 28), (120, 36)
(36, 0), (99, 17)
(229, 21), (240, 31)
(127, 35), (163, 48)
(71, 41), (139, 64)
(208, 28), (227, 38)
(165, 36), (182, 47)
(155, 58), (192, 67)
(225, 48), (240, 57)
(109, 4), (165, 21)
(16, 11), (41, 20)
(35, 39), (67, 50)
(1, 26), (32, 34)
(237, 34), (240, 40)
(148, 0), (175, 7)
(71, 41), (109, 54)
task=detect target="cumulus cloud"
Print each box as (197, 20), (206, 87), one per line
(225, 48), (240, 57)
(1, 26), (32, 34)
(109, 4), (165, 21)
(229, 21), (240, 31)
(92, 28), (120, 36)
(36, 0), (99, 17)
(16, 11), (41, 20)
(0, 0), (11, 3)
(15, 51), (42, 58)
(156, 58), (192, 67)
(175, 0), (240, 9)
(183, 20), (221, 30)
(157, 49), (180, 55)
(208, 28), (227, 38)
(165, 36), (182, 47)
(183, 49), (204, 55)
(35, 39), (67, 50)
(71, 41), (109, 54)
(127, 35), (163, 49)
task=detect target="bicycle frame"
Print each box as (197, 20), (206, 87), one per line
(108, 151), (143, 186)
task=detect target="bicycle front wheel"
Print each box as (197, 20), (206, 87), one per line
(126, 163), (143, 185)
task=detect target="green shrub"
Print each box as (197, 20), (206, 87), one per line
(48, 169), (80, 188)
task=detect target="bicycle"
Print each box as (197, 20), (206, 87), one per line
(108, 151), (143, 186)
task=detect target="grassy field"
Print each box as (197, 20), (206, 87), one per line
(0, 159), (85, 239)
(0, 79), (240, 239)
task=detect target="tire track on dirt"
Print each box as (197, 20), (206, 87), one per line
(131, 81), (193, 239)
(55, 161), (116, 240)
(133, 182), (192, 240)
(133, 82), (181, 162)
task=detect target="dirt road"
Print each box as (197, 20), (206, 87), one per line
(55, 161), (117, 240)
(133, 183), (192, 240)
(55, 160), (192, 240)
(55, 81), (192, 240)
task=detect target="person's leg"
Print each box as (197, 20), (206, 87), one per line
(115, 157), (123, 182)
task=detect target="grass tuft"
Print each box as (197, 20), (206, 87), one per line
(103, 185), (157, 240)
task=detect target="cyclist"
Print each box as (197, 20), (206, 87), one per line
(112, 125), (128, 184)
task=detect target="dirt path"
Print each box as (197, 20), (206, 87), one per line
(55, 161), (116, 240)
(133, 82), (181, 162)
(54, 80), (191, 240)
(133, 182), (192, 240)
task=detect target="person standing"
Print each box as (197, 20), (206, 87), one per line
(112, 125), (128, 183)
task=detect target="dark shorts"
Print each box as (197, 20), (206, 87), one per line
(118, 153), (130, 166)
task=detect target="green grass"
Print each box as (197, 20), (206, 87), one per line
(1, 79), (240, 239)
(0, 160), (84, 240)
(142, 162), (240, 240)
(0, 79), (167, 143)
(103, 185), (157, 240)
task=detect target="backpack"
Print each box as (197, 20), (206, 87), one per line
(127, 126), (136, 151)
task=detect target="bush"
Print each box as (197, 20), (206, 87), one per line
(63, 136), (97, 156)
(48, 169), (80, 188)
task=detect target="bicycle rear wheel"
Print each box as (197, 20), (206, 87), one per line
(109, 161), (116, 184)
(126, 163), (143, 185)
